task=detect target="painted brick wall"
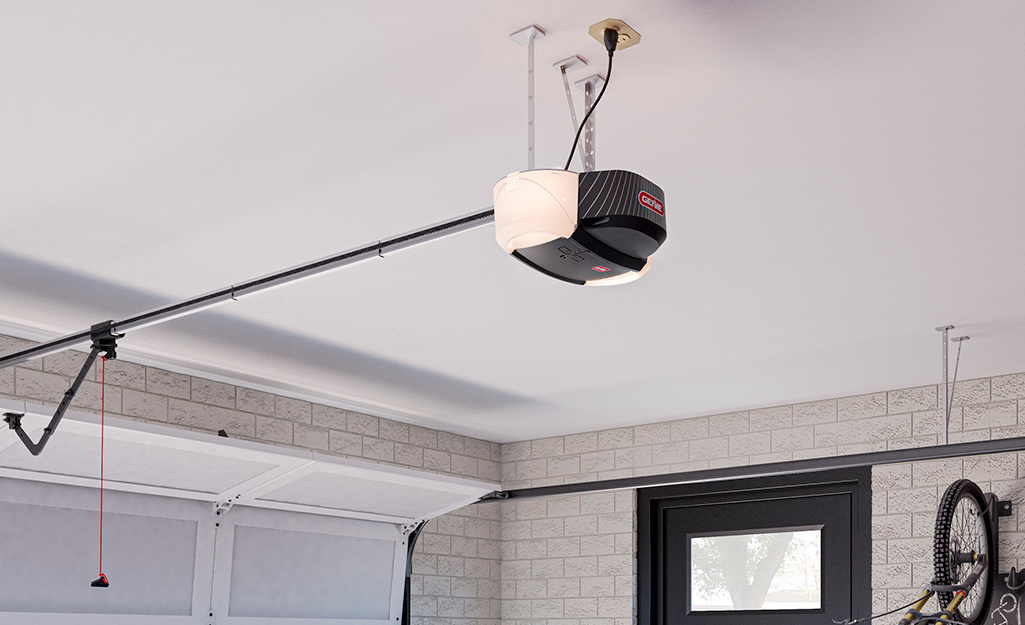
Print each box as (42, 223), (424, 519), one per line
(0, 333), (502, 625)
(411, 503), (503, 625)
(499, 373), (1025, 625)
(6, 331), (1025, 625)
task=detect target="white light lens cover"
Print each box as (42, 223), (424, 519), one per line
(584, 259), (650, 286)
(494, 169), (578, 253)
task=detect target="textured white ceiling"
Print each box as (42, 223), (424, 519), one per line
(2, 1), (1024, 442)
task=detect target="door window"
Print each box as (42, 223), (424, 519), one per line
(638, 468), (871, 625)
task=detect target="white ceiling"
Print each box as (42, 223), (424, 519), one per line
(2, 1), (1024, 443)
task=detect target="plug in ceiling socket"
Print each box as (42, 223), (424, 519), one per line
(588, 19), (641, 50)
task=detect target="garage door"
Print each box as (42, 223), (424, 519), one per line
(0, 397), (498, 624)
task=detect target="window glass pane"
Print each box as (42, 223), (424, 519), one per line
(690, 529), (821, 611)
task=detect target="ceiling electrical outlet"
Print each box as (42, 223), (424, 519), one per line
(588, 18), (641, 50)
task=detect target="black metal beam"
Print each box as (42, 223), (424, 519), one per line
(487, 435), (1025, 501)
(0, 208), (495, 370)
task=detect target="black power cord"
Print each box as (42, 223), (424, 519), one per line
(563, 28), (619, 170)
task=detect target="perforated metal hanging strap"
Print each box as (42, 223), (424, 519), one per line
(560, 66), (583, 169)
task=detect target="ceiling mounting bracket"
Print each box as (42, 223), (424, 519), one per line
(554, 56), (588, 169)
(574, 74), (606, 172)
(936, 325), (954, 445)
(509, 24), (546, 169)
(936, 325), (970, 446)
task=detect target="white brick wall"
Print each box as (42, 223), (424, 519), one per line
(499, 374), (1025, 625)
(0, 334), (501, 482)
(5, 332), (1025, 625)
(411, 502), (503, 625)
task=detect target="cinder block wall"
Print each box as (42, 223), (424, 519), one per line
(498, 374), (1025, 625)
(0, 333), (502, 625)
(4, 333), (1025, 625)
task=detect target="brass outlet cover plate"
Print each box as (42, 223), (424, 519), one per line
(588, 18), (641, 50)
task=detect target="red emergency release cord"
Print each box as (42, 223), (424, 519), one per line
(99, 356), (106, 577)
(90, 356), (110, 587)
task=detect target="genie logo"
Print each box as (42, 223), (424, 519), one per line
(592, 265), (611, 273)
(639, 191), (664, 216)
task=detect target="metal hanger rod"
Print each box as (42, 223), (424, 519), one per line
(937, 325), (954, 445)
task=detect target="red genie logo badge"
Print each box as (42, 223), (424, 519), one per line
(638, 191), (664, 216)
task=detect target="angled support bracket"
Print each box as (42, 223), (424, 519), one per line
(554, 56), (588, 169)
(575, 74), (606, 172)
(3, 320), (122, 456)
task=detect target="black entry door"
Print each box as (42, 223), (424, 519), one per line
(638, 468), (871, 625)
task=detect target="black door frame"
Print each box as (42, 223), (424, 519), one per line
(638, 467), (872, 625)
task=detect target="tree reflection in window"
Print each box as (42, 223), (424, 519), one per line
(690, 529), (821, 611)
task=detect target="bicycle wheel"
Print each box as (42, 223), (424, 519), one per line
(933, 479), (993, 624)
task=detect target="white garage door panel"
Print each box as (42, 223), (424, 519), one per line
(0, 478), (213, 624)
(209, 504), (408, 625)
(0, 478), (405, 624)
(0, 398), (497, 624)
(0, 501), (198, 615)
(228, 526), (395, 619)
